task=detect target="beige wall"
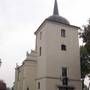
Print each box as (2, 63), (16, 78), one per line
(14, 65), (24, 90)
(36, 22), (47, 78)
(23, 60), (37, 90)
(36, 21), (81, 90)
(14, 51), (37, 90)
(46, 21), (80, 79)
(14, 20), (81, 90)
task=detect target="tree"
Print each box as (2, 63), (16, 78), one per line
(80, 20), (90, 78)
(80, 46), (90, 78)
(81, 20), (90, 54)
(0, 80), (7, 90)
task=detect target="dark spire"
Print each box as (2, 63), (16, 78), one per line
(53, 0), (59, 15)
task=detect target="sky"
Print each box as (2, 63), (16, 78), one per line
(0, 0), (90, 88)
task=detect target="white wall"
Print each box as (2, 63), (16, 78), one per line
(14, 51), (37, 90)
(36, 20), (81, 90)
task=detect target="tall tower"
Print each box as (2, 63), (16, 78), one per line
(35, 0), (81, 90)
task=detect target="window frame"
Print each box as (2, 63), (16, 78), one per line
(39, 47), (42, 56)
(61, 29), (66, 37)
(62, 67), (68, 85)
(38, 82), (40, 89)
(40, 32), (42, 40)
(27, 87), (29, 90)
(62, 67), (67, 77)
(61, 44), (66, 51)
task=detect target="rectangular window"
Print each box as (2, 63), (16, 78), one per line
(61, 44), (66, 51)
(27, 87), (29, 90)
(39, 47), (42, 56)
(61, 29), (65, 37)
(62, 67), (68, 85)
(38, 82), (40, 89)
(40, 32), (42, 40)
(17, 68), (20, 81)
(62, 67), (67, 77)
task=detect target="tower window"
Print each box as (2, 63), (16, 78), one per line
(61, 29), (65, 37)
(39, 47), (42, 56)
(17, 68), (20, 81)
(62, 67), (67, 77)
(27, 87), (29, 90)
(38, 82), (40, 89)
(40, 32), (42, 40)
(62, 67), (68, 85)
(61, 44), (66, 51)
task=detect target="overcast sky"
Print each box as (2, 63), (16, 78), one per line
(0, 0), (90, 87)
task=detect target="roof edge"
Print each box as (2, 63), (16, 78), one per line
(34, 20), (47, 35)
(46, 19), (80, 29)
(34, 19), (80, 35)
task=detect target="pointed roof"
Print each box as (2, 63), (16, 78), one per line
(35, 1), (80, 35)
(53, 0), (59, 15)
(46, 0), (70, 25)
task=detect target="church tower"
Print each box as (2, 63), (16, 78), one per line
(35, 0), (81, 90)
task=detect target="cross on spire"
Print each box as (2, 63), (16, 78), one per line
(53, 0), (59, 15)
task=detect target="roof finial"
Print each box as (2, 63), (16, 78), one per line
(53, 0), (59, 15)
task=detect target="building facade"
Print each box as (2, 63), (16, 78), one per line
(14, 0), (82, 90)
(14, 50), (37, 90)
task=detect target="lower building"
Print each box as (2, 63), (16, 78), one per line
(14, 50), (37, 90)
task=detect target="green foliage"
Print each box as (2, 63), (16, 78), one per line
(85, 44), (90, 54)
(80, 46), (90, 78)
(82, 26), (90, 43)
(80, 20), (90, 78)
